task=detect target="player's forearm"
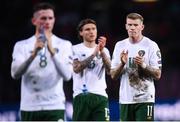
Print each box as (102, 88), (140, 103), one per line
(52, 54), (72, 81)
(111, 63), (125, 80)
(73, 54), (95, 73)
(11, 55), (35, 79)
(100, 51), (111, 74)
(143, 65), (161, 80)
(47, 43), (56, 56)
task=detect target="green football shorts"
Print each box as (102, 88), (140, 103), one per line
(21, 109), (65, 121)
(120, 102), (154, 121)
(73, 93), (109, 121)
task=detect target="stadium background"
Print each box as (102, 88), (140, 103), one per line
(0, 0), (180, 121)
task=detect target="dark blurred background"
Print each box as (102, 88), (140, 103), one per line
(0, 0), (180, 120)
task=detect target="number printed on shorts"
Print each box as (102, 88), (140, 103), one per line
(147, 105), (153, 117)
(105, 107), (110, 121)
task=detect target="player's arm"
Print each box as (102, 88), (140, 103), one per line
(98, 36), (111, 74)
(111, 63), (125, 80)
(73, 45), (99, 73)
(11, 54), (35, 79)
(46, 32), (56, 56)
(134, 56), (161, 80)
(100, 51), (111, 74)
(111, 50), (128, 80)
(11, 40), (42, 79)
(52, 42), (73, 81)
(143, 65), (161, 80)
(73, 54), (96, 73)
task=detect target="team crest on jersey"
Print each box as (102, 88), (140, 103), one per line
(156, 50), (161, 58)
(138, 50), (145, 57)
(82, 54), (86, 57)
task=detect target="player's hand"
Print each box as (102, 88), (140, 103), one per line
(32, 38), (45, 57)
(73, 59), (81, 72)
(134, 56), (146, 68)
(43, 31), (55, 56)
(98, 36), (106, 52)
(92, 44), (100, 56)
(120, 50), (128, 65)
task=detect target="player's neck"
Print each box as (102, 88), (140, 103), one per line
(129, 35), (143, 44)
(35, 30), (53, 38)
(83, 40), (96, 48)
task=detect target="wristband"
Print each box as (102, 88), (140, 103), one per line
(141, 62), (147, 69)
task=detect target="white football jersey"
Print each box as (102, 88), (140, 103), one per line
(11, 35), (73, 111)
(72, 43), (110, 98)
(111, 37), (162, 104)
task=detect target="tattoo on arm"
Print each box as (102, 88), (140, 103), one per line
(111, 63), (125, 80)
(143, 65), (161, 80)
(73, 54), (95, 73)
(100, 51), (111, 74)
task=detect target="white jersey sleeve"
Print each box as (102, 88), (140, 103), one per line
(149, 42), (162, 69)
(11, 40), (28, 79)
(111, 40), (127, 69)
(52, 40), (73, 81)
(111, 42), (120, 69)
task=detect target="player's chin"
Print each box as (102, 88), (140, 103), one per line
(89, 37), (96, 41)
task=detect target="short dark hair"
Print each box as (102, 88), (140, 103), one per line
(126, 13), (144, 22)
(77, 18), (96, 40)
(33, 2), (55, 14)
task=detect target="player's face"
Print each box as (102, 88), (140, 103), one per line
(32, 9), (55, 33)
(80, 23), (97, 43)
(126, 18), (144, 39)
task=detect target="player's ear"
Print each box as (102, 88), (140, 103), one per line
(79, 30), (83, 36)
(141, 24), (145, 30)
(125, 24), (128, 30)
(31, 17), (36, 26)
